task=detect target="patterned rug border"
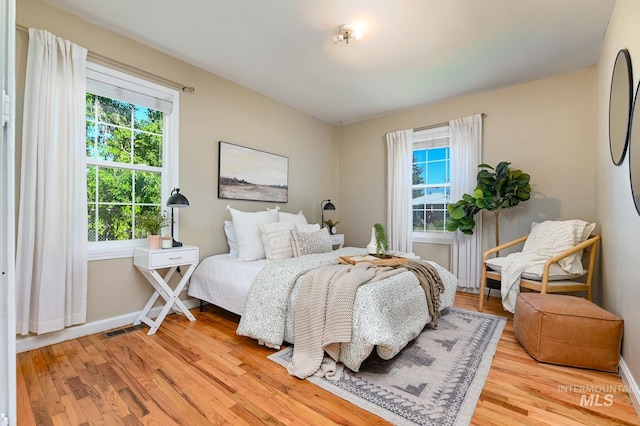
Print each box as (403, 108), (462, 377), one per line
(268, 308), (507, 426)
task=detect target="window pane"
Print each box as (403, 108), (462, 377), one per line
(98, 204), (133, 241)
(97, 167), (133, 203)
(134, 131), (162, 167)
(427, 147), (449, 161)
(86, 93), (95, 121)
(134, 105), (163, 130)
(95, 124), (132, 163)
(134, 171), (162, 204)
(428, 161), (447, 184)
(86, 122), (96, 158)
(96, 96), (132, 127)
(413, 150), (426, 162)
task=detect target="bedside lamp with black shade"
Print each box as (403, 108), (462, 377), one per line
(321, 199), (335, 230)
(166, 188), (189, 247)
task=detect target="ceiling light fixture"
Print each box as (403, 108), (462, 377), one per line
(332, 24), (362, 44)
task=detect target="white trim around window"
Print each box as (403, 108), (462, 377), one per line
(86, 62), (180, 261)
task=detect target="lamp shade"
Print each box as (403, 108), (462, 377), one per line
(167, 188), (189, 208)
(322, 200), (335, 211)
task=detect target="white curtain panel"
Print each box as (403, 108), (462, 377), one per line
(385, 129), (414, 253)
(15, 29), (88, 335)
(450, 114), (483, 289)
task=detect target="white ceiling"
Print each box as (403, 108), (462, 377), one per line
(44, 0), (615, 125)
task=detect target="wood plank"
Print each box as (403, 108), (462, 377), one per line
(15, 291), (639, 425)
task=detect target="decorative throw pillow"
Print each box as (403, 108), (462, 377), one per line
(291, 227), (332, 256)
(278, 210), (308, 225)
(295, 223), (321, 233)
(522, 220), (592, 274)
(223, 220), (238, 257)
(259, 221), (296, 260)
(228, 207), (278, 261)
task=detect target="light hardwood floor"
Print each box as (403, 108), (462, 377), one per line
(17, 292), (640, 425)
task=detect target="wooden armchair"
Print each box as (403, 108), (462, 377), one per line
(479, 234), (600, 311)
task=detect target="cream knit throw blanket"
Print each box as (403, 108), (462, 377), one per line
(287, 262), (404, 379)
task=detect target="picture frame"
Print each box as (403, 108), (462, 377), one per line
(218, 141), (289, 203)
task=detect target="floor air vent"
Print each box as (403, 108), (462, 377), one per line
(104, 325), (143, 338)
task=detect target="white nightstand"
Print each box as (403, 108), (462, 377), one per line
(330, 233), (344, 249)
(133, 245), (199, 335)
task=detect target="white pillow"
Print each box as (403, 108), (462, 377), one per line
(278, 210), (308, 225)
(223, 220), (238, 257)
(485, 257), (584, 281)
(259, 221), (296, 260)
(228, 207), (278, 261)
(296, 223), (321, 233)
(291, 227), (332, 256)
(522, 220), (591, 275)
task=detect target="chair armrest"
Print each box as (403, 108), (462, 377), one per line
(540, 235), (601, 289)
(483, 235), (528, 261)
(543, 235), (601, 267)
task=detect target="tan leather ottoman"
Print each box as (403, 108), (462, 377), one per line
(514, 293), (623, 372)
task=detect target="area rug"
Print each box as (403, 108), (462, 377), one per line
(268, 308), (506, 426)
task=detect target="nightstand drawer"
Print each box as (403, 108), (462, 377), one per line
(148, 248), (198, 268)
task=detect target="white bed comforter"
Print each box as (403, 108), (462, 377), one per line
(236, 247), (457, 372)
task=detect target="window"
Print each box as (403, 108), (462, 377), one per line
(412, 126), (451, 242)
(86, 63), (179, 260)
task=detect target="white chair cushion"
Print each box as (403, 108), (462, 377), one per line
(485, 256), (584, 281)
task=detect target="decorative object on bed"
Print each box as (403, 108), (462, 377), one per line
(447, 161), (531, 251)
(320, 199), (336, 231)
(269, 308), (506, 426)
(235, 247), (457, 372)
(338, 255), (408, 267)
(218, 141), (288, 202)
(479, 219), (599, 312)
(166, 187), (189, 247)
(609, 49), (633, 166)
(137, 210), (170, 249)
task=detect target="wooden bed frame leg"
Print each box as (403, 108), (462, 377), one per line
(199, 299), (206, 312)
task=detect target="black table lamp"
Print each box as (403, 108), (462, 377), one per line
(166, 188), (190, 247)
(321, 199), (335, 228)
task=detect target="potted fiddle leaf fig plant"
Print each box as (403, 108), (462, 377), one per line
(447, 161), (531, 249)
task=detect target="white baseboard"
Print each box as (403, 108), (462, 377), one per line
(15, 298), (201, 353)
(619, 356), (640, 420)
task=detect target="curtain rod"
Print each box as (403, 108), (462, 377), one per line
(414, 113), (486, 132)
(16, 23), (195, 93)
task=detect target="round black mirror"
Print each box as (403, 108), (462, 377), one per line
(630, 80), (640, 215)
(609, 49), (633, 166)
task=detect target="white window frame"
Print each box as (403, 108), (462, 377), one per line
(412, 125), (452, 244)
(86, 63), (180, 261)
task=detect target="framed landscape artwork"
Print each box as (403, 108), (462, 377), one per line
(218, 141), (289, 202)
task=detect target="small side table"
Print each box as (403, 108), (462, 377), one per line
(330, 233), (344, 250)
(133, 245), (199, 335)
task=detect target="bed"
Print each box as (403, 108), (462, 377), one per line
(188, 246), (457, 372)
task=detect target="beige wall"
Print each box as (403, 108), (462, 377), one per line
(16, 0), (338, 323)
(337, 68), (596, 269)
(595, 0), (640, 399)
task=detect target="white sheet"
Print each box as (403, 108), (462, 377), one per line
(187, 254), (265, 315)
